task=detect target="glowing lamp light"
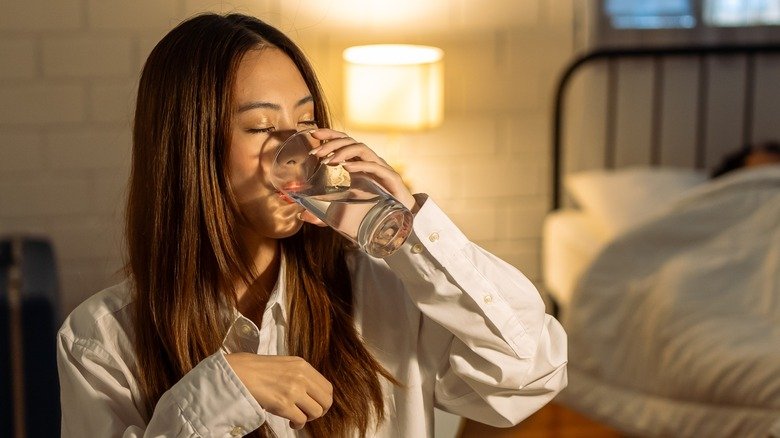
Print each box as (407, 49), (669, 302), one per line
(343, 44), (444, 131)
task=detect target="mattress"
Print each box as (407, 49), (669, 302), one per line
(541, 209), (609, 311)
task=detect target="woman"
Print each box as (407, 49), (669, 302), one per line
(57, 13), (567, 437)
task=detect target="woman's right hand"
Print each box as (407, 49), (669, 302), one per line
(225, 353), (333, 430)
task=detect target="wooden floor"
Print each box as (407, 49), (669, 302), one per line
(458, 402), (624, 438)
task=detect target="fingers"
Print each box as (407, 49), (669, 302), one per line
(308, 129), (388, 167)
(305, 374), (334, 415)
(308, 127), (348, 142)
(225, 354), (334, 431)
(298, 210), (327, 227)
(284, 405), (309, 430)
(295, 393), (325, 422)
(286, 359), (333, 427)
(276, 372), (332, 429)
(320, 143), (387, 167)
(300, 127), (417, 217)
(341, 161), (417, 211)
(287, 392), (329, 429)
(341, 160), (399, 185)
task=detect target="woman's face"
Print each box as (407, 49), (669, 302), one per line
(229, 47), (316, 240)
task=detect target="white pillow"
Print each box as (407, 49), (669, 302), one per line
(565, 166), (707, 237)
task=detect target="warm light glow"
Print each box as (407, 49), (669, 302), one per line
(343, 44), (444, 131)
(344, 44), (443, 65)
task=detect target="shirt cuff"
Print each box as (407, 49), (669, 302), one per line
(159, 350), (266, 437)
(388, 194), (471, 274)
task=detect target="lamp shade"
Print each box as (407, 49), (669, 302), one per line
(343, 44), (444, 131)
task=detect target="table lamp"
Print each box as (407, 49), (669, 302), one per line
(343, 44), (444, 131)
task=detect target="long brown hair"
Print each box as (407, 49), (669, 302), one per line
(126, 13), (394, 437)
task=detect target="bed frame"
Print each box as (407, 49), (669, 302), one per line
(546, 43), (780, 436)
(551, 43), (780, 210)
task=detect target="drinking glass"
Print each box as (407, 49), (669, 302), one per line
(270, 130), (414, 258)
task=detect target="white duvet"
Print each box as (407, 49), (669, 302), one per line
(559, 165), (780, 437)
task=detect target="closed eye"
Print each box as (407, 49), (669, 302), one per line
(247, 127), (275, 134)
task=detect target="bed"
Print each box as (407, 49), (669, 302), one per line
(543, 44), (780, 437)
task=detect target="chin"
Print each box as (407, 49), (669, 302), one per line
(243, 221), (302, 241)
(239, 207), (304, 240)
(267, 207), (306, 238)
(274, 220), (304, 238)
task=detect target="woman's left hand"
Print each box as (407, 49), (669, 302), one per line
(301, 128), (417, 225)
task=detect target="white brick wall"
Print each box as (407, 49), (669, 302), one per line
(0, 40), (37, 79)
(88, 81), (137, 123)
(0, 84), (87, 125)
(87, 0), (182, 30)
(0, 132), (44, 171)
(0, 0), (83, 31)
(45, 128), (131, 169)
(0, 0), (573, 322)
(42, 36), (135, 78)
(0, 176), (92, 216)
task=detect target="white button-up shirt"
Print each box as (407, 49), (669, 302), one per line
(57, 196), (567, 437)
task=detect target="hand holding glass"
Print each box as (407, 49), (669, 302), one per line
(270, 130), (414, 258)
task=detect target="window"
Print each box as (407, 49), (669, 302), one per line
(704, 0), (780, 27)
(584, 0), (780, 48)
(605, 0), (696, 29)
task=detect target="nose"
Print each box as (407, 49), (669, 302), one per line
(271, 131), (321, 192)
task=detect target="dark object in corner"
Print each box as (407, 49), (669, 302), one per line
(1, 237), (61, 437)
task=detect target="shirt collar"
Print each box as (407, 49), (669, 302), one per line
(222, 253), (289, 351)
(269, 252), (288, 323)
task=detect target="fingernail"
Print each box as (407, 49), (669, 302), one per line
(308, 147), (321, 155)
(296, 212), (303, 220)
(320, 157), (331, 165)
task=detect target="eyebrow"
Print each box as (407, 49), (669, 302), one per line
(237, 95), (313, 113)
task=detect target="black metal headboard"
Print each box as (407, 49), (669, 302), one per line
(551, 44), (780, 210)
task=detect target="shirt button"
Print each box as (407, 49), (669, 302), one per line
(230, 426), (244, 436)
(483, 295), (493, 304)
(240, 325), (253, 336)
(411, 243), (424, 254)
(428, 232), (439, 242)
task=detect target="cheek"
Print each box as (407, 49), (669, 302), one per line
(239, 192), (304, 238)
(228, 154), (270, 200)
(229, 147), (258, 174)
(227, 134), (282, 213)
